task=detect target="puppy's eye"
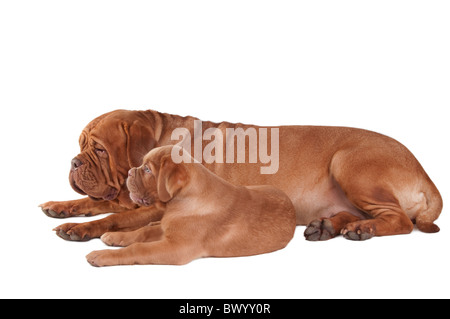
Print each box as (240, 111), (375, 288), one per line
(144, 166), (152, 174)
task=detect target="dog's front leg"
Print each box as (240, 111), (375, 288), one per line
(40, 198), (128, 218)
(54, 205), (164, 241)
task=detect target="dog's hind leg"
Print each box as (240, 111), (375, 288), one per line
(329, 148), (420, 240)
(304, 212), (362, 241)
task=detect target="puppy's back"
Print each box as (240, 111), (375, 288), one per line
(247, 185), (296, 243)
(213, 185), (296, 257)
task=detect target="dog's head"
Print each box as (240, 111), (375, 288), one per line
(70, 110), (156, 207)
(127, 146), (189, 206)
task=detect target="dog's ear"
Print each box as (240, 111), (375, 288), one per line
(122, 122), (156, 168)
(157, 155), (188, 202)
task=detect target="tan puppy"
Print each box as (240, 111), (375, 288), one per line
(86, 146), (296, 266)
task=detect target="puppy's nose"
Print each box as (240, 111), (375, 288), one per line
(71, 157), (83, 171)
(128, 168), (135, 177)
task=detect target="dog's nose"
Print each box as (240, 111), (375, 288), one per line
(71, 157), (83, 171)
(128, 168), (135, 177)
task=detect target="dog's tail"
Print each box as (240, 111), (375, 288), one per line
(415, 177), (443, 233)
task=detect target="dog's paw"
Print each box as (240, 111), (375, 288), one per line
(341, 222), (375, 241)
(304, 218), (336, 241)
(39, 201), (81, 218)
(53, 223), (92, 241)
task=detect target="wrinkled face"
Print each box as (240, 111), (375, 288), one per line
(69, 111), (155, 204)
(70, 126), (120, 201)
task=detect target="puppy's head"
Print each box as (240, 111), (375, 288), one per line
(127, 146), (189, 205)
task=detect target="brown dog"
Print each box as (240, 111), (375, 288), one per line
(41, 109), (443, 241)
(86, 146), (296, 266)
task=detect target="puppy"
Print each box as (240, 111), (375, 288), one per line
(86, 145), (296, 266)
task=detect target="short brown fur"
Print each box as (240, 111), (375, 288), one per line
(40, 110), (443, 242)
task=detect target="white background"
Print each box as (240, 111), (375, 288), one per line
(0, 0), (449, 299)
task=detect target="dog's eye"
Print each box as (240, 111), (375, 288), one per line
(144, 166), (152, 174)
(95, 148), (106, 155)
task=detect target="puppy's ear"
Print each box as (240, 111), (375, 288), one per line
(122, 122), (156, 168)
(157, 155), (188, 202)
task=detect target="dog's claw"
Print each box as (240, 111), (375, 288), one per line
(54, 223), (92, 241)
(304, 219), (336, 241)
(341, 224), (375, 241)
(41, 207), (66, 218)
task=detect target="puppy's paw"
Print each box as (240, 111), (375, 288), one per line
(86, 250), (118, 267)
(304, 219), (336, 241)
(101, 232), (130, 247)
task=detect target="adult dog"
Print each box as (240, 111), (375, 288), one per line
(86, 145), (296, 266)
(40, 109), (443, 241)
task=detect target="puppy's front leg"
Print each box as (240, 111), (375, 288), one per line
(86, 241), (201, 267)
(101, 222), (163, 247)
